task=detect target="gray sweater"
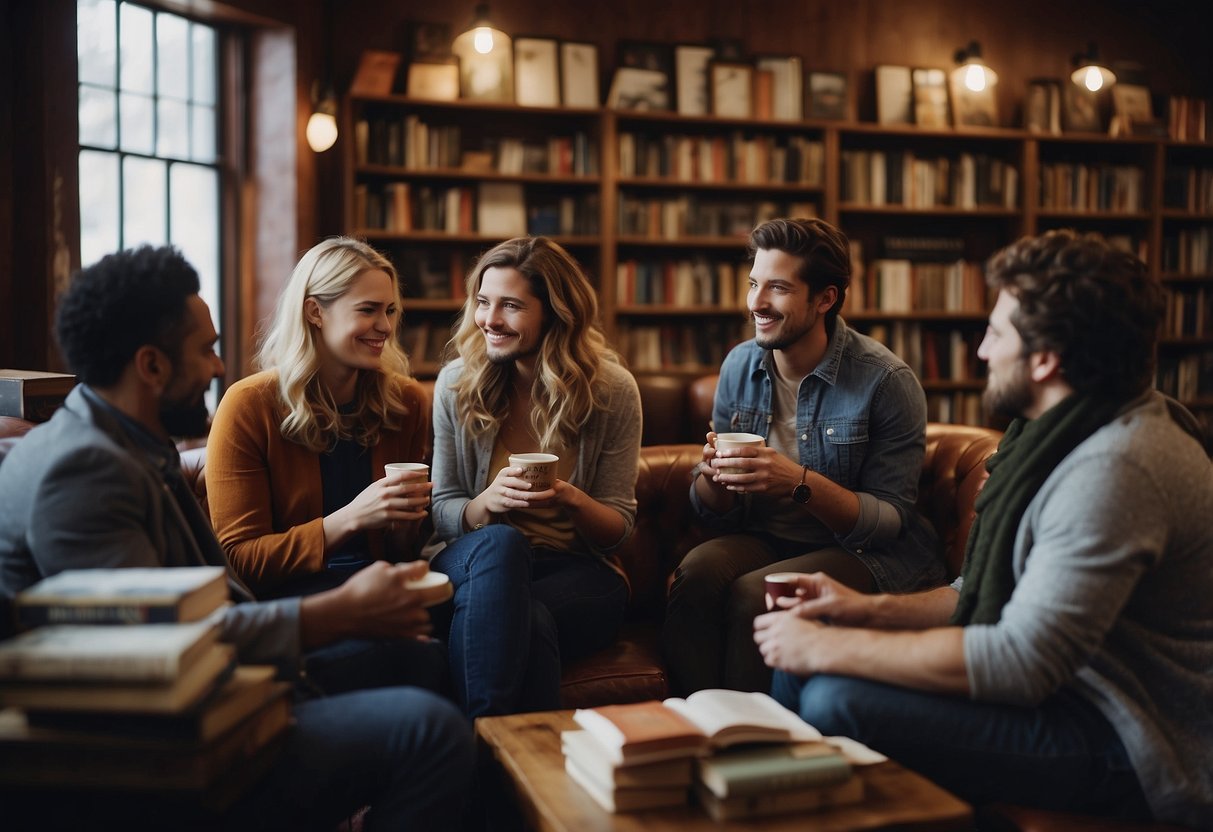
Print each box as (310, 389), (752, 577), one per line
(426, 358), (641, 558)
(960, 392), (1213, 827)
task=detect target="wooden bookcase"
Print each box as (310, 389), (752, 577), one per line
(341, 93), (1213, 431)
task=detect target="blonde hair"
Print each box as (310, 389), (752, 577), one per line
(451, 236), (618, 451)
(257, 237), (412, 452)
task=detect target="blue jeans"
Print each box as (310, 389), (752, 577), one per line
(431, 526), (628, 717)
(232, 687), (475, 831)
(302, 636), (450, 699)
(772, 672), (1152, 819)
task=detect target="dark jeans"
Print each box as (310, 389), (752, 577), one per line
(663, 533), (874, 695)
(772, 672), (1153, 820)
(431, 525), (627, 717)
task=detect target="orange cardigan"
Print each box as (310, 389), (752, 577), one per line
(205, 370), (430, 590)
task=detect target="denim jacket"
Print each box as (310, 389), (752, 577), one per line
(690, 318), (944, 592)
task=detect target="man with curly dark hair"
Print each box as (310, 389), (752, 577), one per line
(753, 230), (1213, 826)
(0, 245), (473, 829)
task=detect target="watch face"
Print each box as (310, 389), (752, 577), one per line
(792, 483), (811, 504)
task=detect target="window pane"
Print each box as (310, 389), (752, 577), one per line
(157, 98), (189, 158)
(191, 24), (216, 105)
(118, 91), (154, 154)
(119, 3), (154, 94)
(122, 155), (167, 248)
(77, 0), (117, 88)
(191, 104), (216, 162)
(79, 84), (117, 148)
(170, 164), (220, 324)
(79, 150), (120, 265)
(156, 13), (189, 100)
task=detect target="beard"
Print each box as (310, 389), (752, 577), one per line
(982, 357), (1034, 421)
(753, 313), (816, 352)
(160, 397), (211, 438)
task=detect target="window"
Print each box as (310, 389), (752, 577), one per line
(76, 0), (222, 342)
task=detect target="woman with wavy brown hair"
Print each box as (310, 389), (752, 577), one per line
(426, 235), (641, 717)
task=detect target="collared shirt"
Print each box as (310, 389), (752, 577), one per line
(690, 318), (944, 592)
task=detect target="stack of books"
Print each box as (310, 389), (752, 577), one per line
(564, 689), (864, 819)
(0, 567), (289, 807)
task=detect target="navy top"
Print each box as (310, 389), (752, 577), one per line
(319, 408), (372, 571)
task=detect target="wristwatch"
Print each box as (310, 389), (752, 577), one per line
(791, 465), (812, 505)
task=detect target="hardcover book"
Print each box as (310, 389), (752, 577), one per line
(561, 730), (693, 789)
(696, 740), (851, 798)
(693, 775), (864, 821)
(564, 757), (688, 813)
(0, 370), (75, 422)
(16, 566), (228, 626)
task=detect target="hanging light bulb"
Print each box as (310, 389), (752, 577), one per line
(451, 3), (513, 101)
(952, 41), (998, 95)
(473, 26), (495, 55)
(1071, 43), (1116, 92)
(306, 84), (338, 153)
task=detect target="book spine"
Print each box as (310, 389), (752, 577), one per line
(707, 756), (851, 798)
(17, 603), (179, 627)
(0, 650), (176, 681)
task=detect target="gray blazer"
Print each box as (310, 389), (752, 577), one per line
(0, 386), (301, 671)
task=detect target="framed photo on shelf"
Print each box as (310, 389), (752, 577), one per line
(1062, 82), (1103, 133)
(618, 40), (674, 81)
(1111, 83), (1164, 136)
(808, 71), (848, 120)
(514, 37), (560, 107)
(560, 41), (599, 107)
(675, 44), (716, 116)
(607, 67), (670, 111)
(755, 55), (802, 120)
(875, 65), (913, 125)
(911, 67), (950, 128)
(406, 60), (459, 102)
(1025, 78), (1062, 134)
(949, 71), (998, 128)
(710, 61), (753, 119)
(350, 49), (403, 96)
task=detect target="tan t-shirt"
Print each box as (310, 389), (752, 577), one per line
(489, 437), (580, 554)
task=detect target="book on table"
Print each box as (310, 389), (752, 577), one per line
(693, 775), (865, 822)
(564, 754), (689, 813)
(561, 729), (693, 789)
(15, 566), (228, 626)
(695, 739), (852, 798)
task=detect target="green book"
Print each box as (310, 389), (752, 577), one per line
(696, 741), (852, 799)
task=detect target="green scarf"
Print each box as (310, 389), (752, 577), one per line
(950, 393), (1124, 626)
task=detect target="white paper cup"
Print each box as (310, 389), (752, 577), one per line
(385, 462), (430, 481)
(404, 570), (452, 608)
(764, 571), (801, 610)
(508, 453), (559, 491)
(714, 432), (765, 475)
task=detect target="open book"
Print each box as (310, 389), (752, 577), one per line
(572, 689), (821, 766)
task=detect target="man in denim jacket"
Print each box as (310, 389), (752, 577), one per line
(662, 217), (942, 695)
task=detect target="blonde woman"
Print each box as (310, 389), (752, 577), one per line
(427, 236), (641, 717)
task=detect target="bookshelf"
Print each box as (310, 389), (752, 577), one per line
(341, 95), (1213, 430)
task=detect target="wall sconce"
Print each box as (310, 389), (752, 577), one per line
(1071, 42), (1116, 92)
(451, 3), (513, 101)
(306, 81), (339, 153)
(952, 41), (998, 93)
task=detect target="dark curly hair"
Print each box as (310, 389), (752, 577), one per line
(55, 245), (201, 386)
(986, 229), (1163, 400)
(748, 217), (850, 325)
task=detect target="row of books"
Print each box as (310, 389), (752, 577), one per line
(617, 132), (825, 186)
(615, 257), (751, 308)
(562, 690), (866, 820)
(839, 150), (1019, 209)
(355, 115), (598, 176)
(925, 391), (984, 425)
(0, 567), (289, 804)
(1156, 351), (1213, 402)
(398, 250), (470, 301)
(848, 259), (992, 314)
(859, 322), (988, 383)
(616, 195), (817, 239)
(1163, 164), (1213, 214)
(402, 321), (455, 369)
(1163, 286), (1213, 338)
(1161, 227), (1213, 275)
(1167, 95), (1213, 143)
(1037, 162), (1145, 213)
(617, 320), (748, 372)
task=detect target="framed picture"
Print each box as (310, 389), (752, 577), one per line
(406, 60), (459, 102)
(350, 49), (403, 96)
(949, 71), (998, 128)
(407, 21), (452, 62)
(755, 55), (802, 121)
(1112, 83), (1153, 125)
(514, 37), (559, 107)
(560, 42), (599, 108)
(875, 65), (913, 125)
(607, 67), (670, 111)
(1025, 78), (1062, 134)
(1063, 82), (1103, 133)
(911, 67), (950, 128)
(618, 41), (673, 78)
(675, 44), (716, 116)
(808, 71), (848, 120)
(711, 61), (753, 119)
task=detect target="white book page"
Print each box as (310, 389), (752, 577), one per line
(663, 690), (822, 741)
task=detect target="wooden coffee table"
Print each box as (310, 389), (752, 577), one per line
(476, 710), (972, 831)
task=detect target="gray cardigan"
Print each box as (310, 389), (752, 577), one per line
(959, 392), (1213, 827)
(426, 358), (642, 558)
